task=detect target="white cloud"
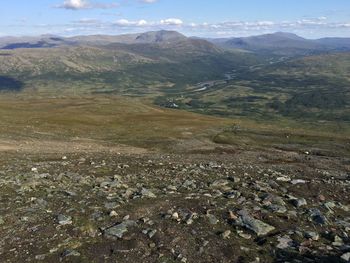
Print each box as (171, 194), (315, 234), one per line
(57, 0), (118, 10)
(7, 15), (350, 38)
(160, 18), (183, 26)
(141, 0), (158, 3)
(115, 19), (148, 27)
(59, 0), (89, 9)
(336, 23), (350, 28)
(114, 18), (182, 27)
(74, 18), (101, 24)
(89, 17), (350, 38)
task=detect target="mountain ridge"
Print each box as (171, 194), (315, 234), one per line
(207, 32), (350, 55)
(2, 30), (350, 54)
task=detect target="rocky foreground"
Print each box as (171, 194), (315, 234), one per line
(0, 150), (349, 263)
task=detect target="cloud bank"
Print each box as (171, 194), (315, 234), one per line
(57, 0), (118, 10)
(4, 15), (350, 38)
(84, 17), (350, 37)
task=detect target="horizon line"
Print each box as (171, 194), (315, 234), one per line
(1, 30), (350, 40)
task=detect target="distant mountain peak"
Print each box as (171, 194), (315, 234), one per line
(271, 32), (305, 40)
(135, 30), (187, 44)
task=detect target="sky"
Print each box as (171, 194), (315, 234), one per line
(0, 0), (350, 38)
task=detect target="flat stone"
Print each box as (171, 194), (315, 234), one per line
(100, 181), (111, 188)
(318, 195), (326, 202)
(304, 231), (319, 241)
(207, 214), (219, 225)
(148, 229), (157, 238)
(263, 194), (286, 206)
(182, 180), (196, 189)
(167, 185), (177, 191)
(109, 211), (118, 217)
(228, 176), (240, 183)
(103, 220), (137, 238)
(309, 209), (327, 225)
(122, 219), (137, 227)
(276, 176), (291, 182)
(224, 190), (241, 199)
(332, 235), (344, 247)
(140, 188), (156, 198)
(61, 250), (80, 258)
(35, 254), (46, 261)
(291, 179), (307, 185)
(171, 212), (179, 220)
(211, 179), (230, 188)
(324, 201), (337, 212)
(277, 235), (294, 249)
(57, 214), (72, 225)
(237, 210), (275, 236)
(291, 198), (307, 208)
(341, 252), (350, 262)
(267, 204), (287, 214)
(62, 190), (77, 197)
(238, 231), (252, 239)
(104, 223), (128, 239)
(104, 202), (119, 209)
(221, 230), (231, 239)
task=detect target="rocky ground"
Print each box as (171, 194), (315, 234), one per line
(0, 148), (349, 263)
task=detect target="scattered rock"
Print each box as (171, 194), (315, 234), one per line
(236, 210), (275, 236)
(291, 179), (307, 185)
(318, 194), (326, 202)
(211, 179), (230, 188)
(221, 230), (231, 239)
(291, 198), (307, 208)
(341, 252), (350, 262)
(304, 231), (319, 241)
(110, 210), (118, 217)
(57, 214), (72, 225)
(309, 209), (327, 225)
(171, 212), (179, 220)
(140, 188), (156, 198)
(276, 235), (294, 249)
(207, 214), (219, 225)
(61, 249), (80, 259)
(266, 204), (287, 214)
(332, 235), (344, 247)
(35, 254), (46, 261)
(104, 223), (128, 239)
(103, 219), (137, 239)
(143, 228), (157, 238)
(276, 176), (291, 182)
(0, 152), (348, 262)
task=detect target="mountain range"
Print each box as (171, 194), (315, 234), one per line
(0, 30), (253, 96)
(208, 32), (350, 55)
(0, 30), (206, 49)
(2, 31), (350, 57)
(0, 30), (349, 122)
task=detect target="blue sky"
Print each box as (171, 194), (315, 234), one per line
(1, 0), (350, 38)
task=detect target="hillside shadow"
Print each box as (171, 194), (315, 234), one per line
(0, 76), (24, 92)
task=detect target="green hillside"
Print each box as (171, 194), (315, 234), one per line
(0, 37), (261, 95)
(0, 31), (349, 127)
(154, 51), (350, 125)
